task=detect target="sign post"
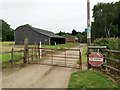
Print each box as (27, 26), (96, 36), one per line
(87, 0), (91, 69)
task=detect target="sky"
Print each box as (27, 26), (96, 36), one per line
(0, 0), (119, 33)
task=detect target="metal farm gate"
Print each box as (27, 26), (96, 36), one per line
(28, 47), (82, 69)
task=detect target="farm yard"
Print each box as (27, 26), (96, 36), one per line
(1, 0), (120, 89)
(1, 41), (119, 88)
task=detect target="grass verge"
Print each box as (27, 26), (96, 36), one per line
(78, 44), (87, 64)
(68, 70), (119, 88)
(1, 53), (23, 63)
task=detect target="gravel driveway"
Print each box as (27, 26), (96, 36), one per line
(2, 44), (86, 88)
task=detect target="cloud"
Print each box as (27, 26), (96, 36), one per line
(0, 0), (119, 33)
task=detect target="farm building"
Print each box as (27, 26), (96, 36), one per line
(15, 25), (65, 45)
(62, 35), (79, 43)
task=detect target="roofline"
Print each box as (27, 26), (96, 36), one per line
(15, 25), (65, 38)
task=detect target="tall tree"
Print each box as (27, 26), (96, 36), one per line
(0, 19), (14, 41)
(72, 29), (78, 36)
(91, 1), (120, 40)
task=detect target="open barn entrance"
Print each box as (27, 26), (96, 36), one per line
(50, 37), (65, 45)
(28, 47), (82, 69)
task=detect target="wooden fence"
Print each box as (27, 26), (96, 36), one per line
(1, 39), (43, 68)
(88, 46), (120, 83)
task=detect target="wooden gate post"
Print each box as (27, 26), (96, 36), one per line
(11, 47), (14, 67)
(24, 38), (28, 64)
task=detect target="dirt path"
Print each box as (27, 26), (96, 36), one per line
(2, 44), (86, 88)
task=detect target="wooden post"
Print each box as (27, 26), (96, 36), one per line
(79, 50), (82, 69)
(35, 42), (37, 60)
(40, 42), (42, 59)
(38, 44), (40, 59)
(87, 0), (91, 69)
(65, 50), (66, 67)
(32, 48), (33, 61)
(24, 38), (28, 64)
(11, 47), (14, 67)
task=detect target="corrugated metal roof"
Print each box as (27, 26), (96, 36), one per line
(16, 25), (64, 38)
(31, 27), (64, 38)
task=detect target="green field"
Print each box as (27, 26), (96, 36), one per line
(68, 70), (119, 88)
(0, 53), (23, 63)
(1, 42), (80, 63)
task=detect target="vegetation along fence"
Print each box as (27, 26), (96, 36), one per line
(1, 47), (24, 68)
(88, 46), (120, 83)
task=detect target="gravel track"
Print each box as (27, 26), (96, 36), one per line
(2, 44), (86, 88)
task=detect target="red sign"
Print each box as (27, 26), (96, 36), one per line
(89, 52), (103, 67)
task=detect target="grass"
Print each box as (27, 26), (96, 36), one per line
(78, 44), (87, 64)
(43, 43), (80, 49)
(1, 41), (80, 52)
(1, 41), (80, 63)
(68, 70), (119, 88)
(0, 53), (23, 63)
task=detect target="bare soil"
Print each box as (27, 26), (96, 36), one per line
(2, 44), (86, 88)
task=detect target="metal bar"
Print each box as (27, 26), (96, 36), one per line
(40, 54), (78, 59)
(28, 47), (80, 51)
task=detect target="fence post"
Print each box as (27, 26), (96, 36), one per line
(24, 38), (28, 64)
(65, 50), (66, 67)
(32, 48), (33, 61)
(79, 50), (82, 69)
(11, 47), (14, 67)
(35, 42), (37, 60)
(40, 42), (42, 59)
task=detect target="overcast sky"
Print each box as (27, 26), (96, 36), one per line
(0, 0), (119, 33)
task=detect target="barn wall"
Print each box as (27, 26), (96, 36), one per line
(15, 26), (50, 45)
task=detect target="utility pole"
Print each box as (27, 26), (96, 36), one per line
(87, 0), (91, 69)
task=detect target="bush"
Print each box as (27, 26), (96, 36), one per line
(93, 38), (119, 50)
(93, 38), (120, 69)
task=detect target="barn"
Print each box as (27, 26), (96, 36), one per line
(62, 35), (78, 43)
(15, 25), (65, 45)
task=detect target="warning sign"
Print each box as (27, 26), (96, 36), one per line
(89, 52), (103, 67)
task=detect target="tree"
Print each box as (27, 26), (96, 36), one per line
(0, 19), (14, 41)
(56, 31), (66, 36)
(72, 29), (78, 36)
(91, 1), (120, 40)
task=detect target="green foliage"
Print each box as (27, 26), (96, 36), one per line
(0, 19), (14, 41)
(1, 53), (23, 63)
(56, 31), (67, 36)
(76, 31), (87, 43)
(78, 44), (87, 64)
(91, 1), (120, 40)
(68, 70), (118, 88)
(24, 24), (32, 27)
(93, 38), (120, 69)
(93, 38), (119, 50)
